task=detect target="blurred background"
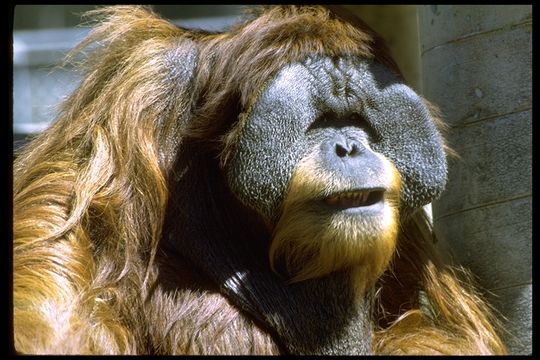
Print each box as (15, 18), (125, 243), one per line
(13, 5), (246, 149)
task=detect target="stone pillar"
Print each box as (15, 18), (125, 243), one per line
(418, 5), (532, 354)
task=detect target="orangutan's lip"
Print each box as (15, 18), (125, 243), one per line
(323, 189), (385, 208)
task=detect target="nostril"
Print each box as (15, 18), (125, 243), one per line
(335, 143), (348, 158)
(335, 140), (361, 158)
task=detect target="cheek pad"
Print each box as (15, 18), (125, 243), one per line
(368, 90), (448, 209)
(356, 63), (448, 209)
(226, 64), (317, 222)
(227, 58), (448, 221)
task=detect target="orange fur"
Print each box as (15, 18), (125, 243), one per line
(373, 211), (507, 354)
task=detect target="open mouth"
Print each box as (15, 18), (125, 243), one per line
(323, 189), (385, 209)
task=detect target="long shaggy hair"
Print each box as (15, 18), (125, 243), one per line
(13, 5), (506, 354)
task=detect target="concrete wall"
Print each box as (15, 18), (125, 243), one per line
(418, 5), (532, 354)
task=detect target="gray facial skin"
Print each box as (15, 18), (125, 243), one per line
(227, 56), (447, 222)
